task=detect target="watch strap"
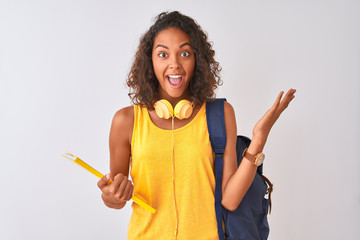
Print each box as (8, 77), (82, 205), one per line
(242, 148), (265, 166)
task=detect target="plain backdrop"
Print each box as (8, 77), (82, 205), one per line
(1, 0), (359, 239)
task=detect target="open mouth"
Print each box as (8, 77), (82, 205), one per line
(167, 75), (183, 88)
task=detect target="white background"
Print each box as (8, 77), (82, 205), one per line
(1, 0), (359, 239)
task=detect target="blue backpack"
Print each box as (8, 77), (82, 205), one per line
(206, 99), (273, 240)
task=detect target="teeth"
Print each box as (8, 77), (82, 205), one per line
(168, 75), (182, 78)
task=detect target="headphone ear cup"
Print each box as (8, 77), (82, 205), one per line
(174, 100), (194, 120)
(154, 99), (174, 119)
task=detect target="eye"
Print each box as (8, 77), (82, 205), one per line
(158, 52), (167, 58)
(181, 51), (190, 57)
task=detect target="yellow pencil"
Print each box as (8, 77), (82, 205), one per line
(62, 151), (156, 214)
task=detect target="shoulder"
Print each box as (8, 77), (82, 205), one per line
(223, 101), (237, 134)
(110, 106), (134, 143)
(224, 101), (236, 123)
(112, 105), (134, 125)
(224, 101), (235, 115)
(206, 100), (236, 125)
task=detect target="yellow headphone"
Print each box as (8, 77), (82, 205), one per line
(154, 99), (194, 120)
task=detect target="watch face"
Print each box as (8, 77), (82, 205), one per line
(256, 154), (265, 166)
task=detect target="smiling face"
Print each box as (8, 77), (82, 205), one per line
(152, 27), (195, 104)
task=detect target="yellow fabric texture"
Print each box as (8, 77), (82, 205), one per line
(128, 102), (218, 240)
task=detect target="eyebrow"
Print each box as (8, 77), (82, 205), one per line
(155, 42), (191, 49)
(155, 44), (169, 49)
(179, 42), (191, 48)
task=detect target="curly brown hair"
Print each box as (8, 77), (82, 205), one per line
(127, 11), (222, 109)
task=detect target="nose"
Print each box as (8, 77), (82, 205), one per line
(169, 55), (180, 69)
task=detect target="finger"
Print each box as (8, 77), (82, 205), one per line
(123, 180), (133, 201)
(269, 91), (284, 112)
(129, 184), (134, 200)
(97, 173), (111, 189)
(281, 88), (296, 105)
(278, 88), (296, 112)
(288, 89), (296, 101)
(114, 174), (128, 198)
(108, 173), (124, 194)
(276, 91), (284, 103)
(285, 88), (296, 98)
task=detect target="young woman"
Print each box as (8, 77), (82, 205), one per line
(97, 11), (296, 239)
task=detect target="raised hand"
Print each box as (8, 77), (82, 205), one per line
(252, 89), (296, 145)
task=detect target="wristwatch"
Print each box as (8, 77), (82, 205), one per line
(242, 148), (265, 166)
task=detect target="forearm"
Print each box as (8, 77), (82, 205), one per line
(221, 89), (296, 211)
(221, 138), (265, 211)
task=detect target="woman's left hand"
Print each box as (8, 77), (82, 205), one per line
(252, 88), (296, 145)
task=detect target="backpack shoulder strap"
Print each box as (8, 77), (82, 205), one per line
(206, 98), (226, 240)
(206, 99), (227, 153)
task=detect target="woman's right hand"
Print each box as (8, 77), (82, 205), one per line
(97, 173), (134, 209)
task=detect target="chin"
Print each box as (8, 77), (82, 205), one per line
(168, 90), (188, 99)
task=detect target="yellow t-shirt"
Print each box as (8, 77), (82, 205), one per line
(128, 102), (219, 240)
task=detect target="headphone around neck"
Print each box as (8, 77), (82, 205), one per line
(154, 99), (194, 120)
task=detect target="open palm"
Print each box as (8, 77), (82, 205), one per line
(253, 89), (296, 143)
